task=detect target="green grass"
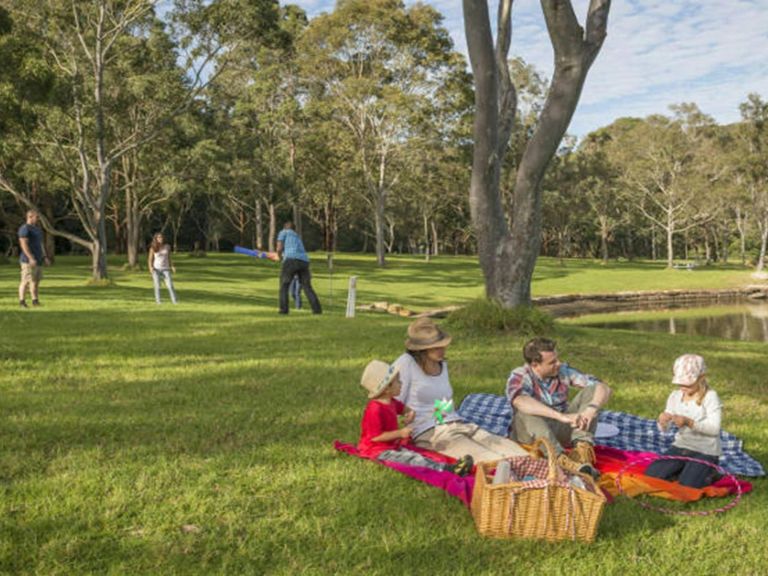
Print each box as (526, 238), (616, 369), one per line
(1, 254), (766, 575)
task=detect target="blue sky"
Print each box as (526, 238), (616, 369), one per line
(290, 0), (768, 138)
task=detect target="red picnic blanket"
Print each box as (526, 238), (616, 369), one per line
(334, 441), (751, 508)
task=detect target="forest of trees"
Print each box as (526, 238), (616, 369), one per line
(2, 0), (768, 280)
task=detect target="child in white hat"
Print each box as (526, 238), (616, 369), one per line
(358, 360), (473, 476)
(645, 354), (723, 488)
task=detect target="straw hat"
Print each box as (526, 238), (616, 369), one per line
(360, 360), (400, 399)
(672, 354), (706, 385)
(404, 318), (452, 351)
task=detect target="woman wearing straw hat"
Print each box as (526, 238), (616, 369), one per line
(394, 318), (528, 463)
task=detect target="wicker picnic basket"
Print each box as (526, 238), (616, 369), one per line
(470, 437), (606, 542)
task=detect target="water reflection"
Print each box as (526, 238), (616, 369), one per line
(584, 303), (768, 342)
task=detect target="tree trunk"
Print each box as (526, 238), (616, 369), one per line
(323, 197), (336, 253)
(41, 196), (56, 262)
(125, 186), (142, 268)
(292, 203), (302, 237)
(385, 219), (395, 254)
(711, 226), (720, 263)
(756, 217), (768, 273)
(90, 176), (110, 280)
(431, 220), (439, 257)
(374, 192), (386, 267)
(666, 211), (674, 268)
(463, 0), (610, 306)
(720, 222), (729, 263)
(255, 199), (264, 250)
(704, 236), (711, 264)
(92, 10), (110, 282)
(599, 216), (609, 263)
(268, 202), (277, 253)
(423, 214), (430, 262)
(735, 207), (747, 265)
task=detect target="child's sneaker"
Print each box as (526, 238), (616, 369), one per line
(557, 453), (600, 481)
(569, 441), (596, 465)
(450, 455), (474, 477)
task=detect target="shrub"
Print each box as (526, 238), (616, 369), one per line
(447, 298), (555, 335)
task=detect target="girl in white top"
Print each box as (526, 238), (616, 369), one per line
(395, 318), (527, 463)
(148, 233), (178, 304)
(645, 354), (723, 488)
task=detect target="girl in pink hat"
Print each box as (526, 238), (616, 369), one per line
(645, 354), (723, 488)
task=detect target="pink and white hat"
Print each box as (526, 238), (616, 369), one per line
(672, 354), (706, 385)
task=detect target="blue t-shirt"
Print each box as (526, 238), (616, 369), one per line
(18, 223), (45, 264)
(277, 229), (309, 262)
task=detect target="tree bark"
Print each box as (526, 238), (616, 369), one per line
(735, 207), (747, 265)
(374, 188), (386, 266)
(666, 209), (675, 268)
(125, 185), (141, 268)
(268, 201), (277, 252)
(255, 199), (264, 250)
(757, 216), (768, 273)
(463, 0), (610, 306)
(599, 215), (609, 263)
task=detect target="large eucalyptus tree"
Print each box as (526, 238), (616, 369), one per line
(463, 0), (610, 306)
(299, 0), (462, 266)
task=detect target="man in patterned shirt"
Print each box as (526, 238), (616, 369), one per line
(506, 337), (611, 477)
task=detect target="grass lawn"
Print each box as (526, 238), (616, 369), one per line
(1, 254), (766, 575)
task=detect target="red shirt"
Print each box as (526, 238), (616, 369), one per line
(358, 399), (405, 458)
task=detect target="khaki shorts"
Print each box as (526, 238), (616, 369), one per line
(20, 263), (43, 284)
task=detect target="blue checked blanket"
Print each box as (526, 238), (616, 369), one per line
(457, 393), (765, 477)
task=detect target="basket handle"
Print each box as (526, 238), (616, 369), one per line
(531, 437), (558, 483)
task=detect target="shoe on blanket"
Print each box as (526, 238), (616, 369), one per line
(569, 441), (596, 466)
(450, 455), (474, 477)
(557, 453), (600, 481)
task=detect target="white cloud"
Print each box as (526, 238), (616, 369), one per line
(289, 0), (768, 136)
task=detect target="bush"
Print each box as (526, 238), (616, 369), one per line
(447, 298), (555, 335)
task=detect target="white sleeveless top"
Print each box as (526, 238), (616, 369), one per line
(394, 353), (462, 438)
(153, 246), (171, 271)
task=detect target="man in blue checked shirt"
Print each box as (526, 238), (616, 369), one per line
(506, 337), (611, 478)
(276, 221), (322, 315)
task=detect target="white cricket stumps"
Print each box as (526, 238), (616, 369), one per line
(346, 276), (357, 318)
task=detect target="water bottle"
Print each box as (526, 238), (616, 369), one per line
(493, 460), (512, 484)
(569, 475), (587, 490)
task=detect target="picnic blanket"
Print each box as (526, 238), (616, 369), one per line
(594, 445), (752, 501)
(333, 441), (474, 507)
(457, 393), (765, 477)
(334, 441), (749, 508)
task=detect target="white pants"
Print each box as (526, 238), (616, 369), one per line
(414, 421), (527, 463)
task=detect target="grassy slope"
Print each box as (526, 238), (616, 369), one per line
(0, 254), (766, 575)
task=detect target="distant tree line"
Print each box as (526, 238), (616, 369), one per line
(1, 0), (767, 280)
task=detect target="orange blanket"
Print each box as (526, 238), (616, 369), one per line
(594, 446), (752, 502)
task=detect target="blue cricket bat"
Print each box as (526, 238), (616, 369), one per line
(234, 246), (279, 261)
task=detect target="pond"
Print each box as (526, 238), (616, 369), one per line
(580, 302), (768, 342)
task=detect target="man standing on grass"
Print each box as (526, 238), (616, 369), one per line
(18, 209), (50, 308)
(276, 221), (322, 315)
(505, 337), (612, 478)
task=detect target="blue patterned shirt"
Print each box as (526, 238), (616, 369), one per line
(505, 363), (601, 413)
(277, 229), (309, 262)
